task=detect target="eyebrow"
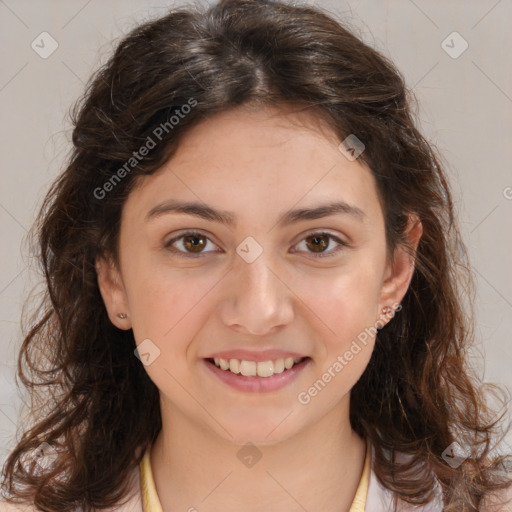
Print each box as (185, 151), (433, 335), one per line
(145, 199), (366, 227)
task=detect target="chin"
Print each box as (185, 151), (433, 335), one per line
(219, 417), (300, 447)
(230, 432), (286, 447)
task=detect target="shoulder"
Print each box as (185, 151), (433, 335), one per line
(0, 464), (143, 512)
(0, 498), (143, 512)
(480, 479), (512, 512)
(365, 443), (443, 511)
(0, 501), (38, 512)
(365, 442), (512, 512)
(96, 463), (143, 512)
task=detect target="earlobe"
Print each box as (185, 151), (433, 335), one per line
(95, 256), (132, 330)
(378, 215), (423, 325)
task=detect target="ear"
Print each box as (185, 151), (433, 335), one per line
(377, 215), (423, 326)
(95, 255), (132, 330)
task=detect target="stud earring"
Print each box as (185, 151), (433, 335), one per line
(117, 313), (127, 319)
(382, 306), (392, 315)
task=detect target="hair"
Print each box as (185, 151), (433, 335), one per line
(1, 0), (511, 510)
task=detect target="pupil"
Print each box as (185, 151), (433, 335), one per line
(308, 235), (327, 252)
(185, 235), (205, 252)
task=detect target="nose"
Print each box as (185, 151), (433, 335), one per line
(220, 253), (295, 336)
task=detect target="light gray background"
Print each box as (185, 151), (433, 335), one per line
(1, 0), (511, 469)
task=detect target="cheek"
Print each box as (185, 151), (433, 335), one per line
(125, 262), (219, 357)
(298, 260), (384, 335)
(296, 272), (380, 406)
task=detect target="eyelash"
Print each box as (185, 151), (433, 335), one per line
(164, 230), (349, 259)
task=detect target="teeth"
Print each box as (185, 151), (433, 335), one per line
(256, 361), (273, 378)
(229, 358), (241, 374)
(284, 357), (294, 370)
(240, 360), (257, 376)
(273, 358), (285, 374)
(211, 356), (305, 377)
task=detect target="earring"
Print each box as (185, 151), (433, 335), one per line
(117, 313), (127, 319)
(382, 306), (392, 315)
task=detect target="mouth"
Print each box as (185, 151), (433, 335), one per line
(203, 356), (311, 393)
(205, 356), (309, 378)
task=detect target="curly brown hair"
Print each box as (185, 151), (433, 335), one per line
(1, 0), (511, 511)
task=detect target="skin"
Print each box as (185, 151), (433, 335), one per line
(96, 103), (423, 512)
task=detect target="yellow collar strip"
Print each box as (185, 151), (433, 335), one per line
(140, 447), (163, 512)
(141, 440), (370, 512)
(349, 439), (371, 512)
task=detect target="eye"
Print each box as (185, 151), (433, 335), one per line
(164, 230), (349, 259)
(164, 231), (220, 258)
(293, 231), (348, 258)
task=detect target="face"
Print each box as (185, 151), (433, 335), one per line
(96, 103), (421, 445)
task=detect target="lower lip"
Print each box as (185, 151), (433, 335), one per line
(203, 358), (311, 393)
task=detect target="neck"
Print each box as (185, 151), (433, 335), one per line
(150, 398), (367, 512)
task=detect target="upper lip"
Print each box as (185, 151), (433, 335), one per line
(203, 350), (307, 362)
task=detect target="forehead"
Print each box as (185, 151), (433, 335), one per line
(172, 103), (343, 159)
(123, 104), (382, 224)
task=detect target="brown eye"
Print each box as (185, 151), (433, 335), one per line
(165, 231), (218, 257)
(294, 231), (348, 258)
(182, 234), (207, 253)
(305, 234), (329, 253)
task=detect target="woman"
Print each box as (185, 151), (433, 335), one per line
(1, 0), (511, 510)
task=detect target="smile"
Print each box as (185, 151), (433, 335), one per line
(211, 356), (304, 377)
(204, 357), (311, 393)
